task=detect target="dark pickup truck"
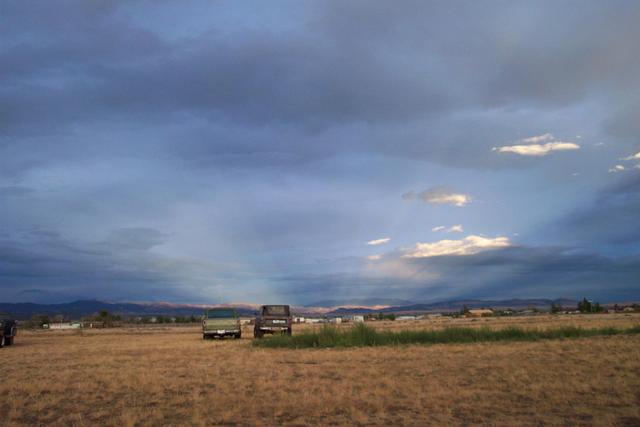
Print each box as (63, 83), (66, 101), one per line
(254, 305), (292, 338)
(0, 314), (17, 347)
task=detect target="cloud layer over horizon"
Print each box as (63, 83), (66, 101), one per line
(1, 1), (639, 304)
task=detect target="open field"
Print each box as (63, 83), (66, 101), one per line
(294, 312), (640, 333)
(1, 314), (639, 426)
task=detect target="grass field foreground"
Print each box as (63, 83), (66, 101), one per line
(2, 314), (639, 425)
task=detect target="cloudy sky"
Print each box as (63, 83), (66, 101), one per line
(1, 1), (639, 305)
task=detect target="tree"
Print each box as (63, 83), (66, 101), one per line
(577, 298), (603, 314)
(31, 314), (50, 328)
(578, 298), (592, 313)
(92, 310), (120, 327)
(550, 303), (561, 314)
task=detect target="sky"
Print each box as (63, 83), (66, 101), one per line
(1, 1), (639, 305)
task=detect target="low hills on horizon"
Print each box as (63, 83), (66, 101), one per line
(0, 297), (594, 320)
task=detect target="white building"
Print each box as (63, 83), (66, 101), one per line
(47, 322), (81, 330)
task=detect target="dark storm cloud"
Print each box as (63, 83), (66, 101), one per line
(1, 1), (449, 136)
(3, 1), (640, 167)
(553, 172), (640, 249)
(279, 245), (640, 304)
(0, 186), (34, 197)
(0, 228), (218, 303)
(605, 100), (640, 141)
(2, 1), (640, 304)
(107, 228), (166, 251)
(412, 247), (640, 302)
(279, 167), (640, 303)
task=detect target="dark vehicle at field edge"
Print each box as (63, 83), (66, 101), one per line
(0, 314), (17, 347)
(254, 305), (292, 338)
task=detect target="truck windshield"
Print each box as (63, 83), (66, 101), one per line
(206, 310), (235, 319)
(262, 306), (289, 316)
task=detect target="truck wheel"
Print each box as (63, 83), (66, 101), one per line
(235, 332), (241, 339)
(254, 329), (262, 339)
(4, 337), (12, 346)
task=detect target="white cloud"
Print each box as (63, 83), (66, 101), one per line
(521, 133), (553, 144)
(448, 224), (464, 233)
(493, 133), (580, 156)
(367, 254), (382, 261)
(367, 237), (390, 246)
(402, 235), (511, 258)
(618, 152), (640, 171)
(433, 224), (464, 233)
(493, 142), (580, 156)
(403, 187), (471, 207)
(621, 151), (640, 161)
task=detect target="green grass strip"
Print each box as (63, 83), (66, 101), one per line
(252, 323), (640, 349)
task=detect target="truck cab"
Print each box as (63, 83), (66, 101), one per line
(202, 308), (241, 339)
(254, 305), (292, 338)
(0, 313), (17, 347)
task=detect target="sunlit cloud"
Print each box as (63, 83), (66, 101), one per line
(367, 237), (391, 246)
(433, 225), (463, 233)
(403, 187), (471, 207)
(521, 133), (554, 144)
(367, 254), (382, 261)
(617, 151), (640, 171)
(608, 165), (625, 173)
(402, 235), (511, 258)
(493, 133), (580, 156)
(621, 151), (640, 161)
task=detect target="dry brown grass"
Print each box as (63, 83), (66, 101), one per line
(295, 312), (640, 334)
(2, 314), (639, 426)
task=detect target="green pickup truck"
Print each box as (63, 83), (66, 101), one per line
(202, 308), (241, 339)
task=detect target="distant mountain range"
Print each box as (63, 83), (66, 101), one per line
(307, 298), (413, 308)
(0, 300), (259, 320)
(323, 298), (578, 315)
(0, 298), (581, 320)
